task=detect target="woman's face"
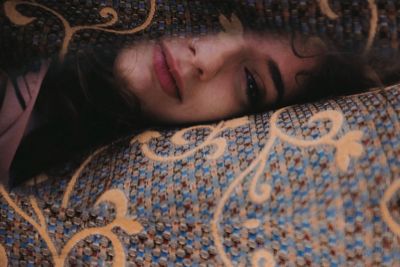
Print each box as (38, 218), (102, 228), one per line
(114, 32), (320, 124)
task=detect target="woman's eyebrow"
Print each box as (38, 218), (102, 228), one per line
(267, 59), (285, 104)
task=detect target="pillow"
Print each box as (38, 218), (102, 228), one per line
(1, 0), (398, 69)
(1, 86), (399, 266)
(1, 1), (400, 266)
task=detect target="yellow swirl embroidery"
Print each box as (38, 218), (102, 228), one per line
(4, 0), (156, 60)
(0, 146), (143, 267)
(211, 108), (364, 267)
(132, 117), (249, 162)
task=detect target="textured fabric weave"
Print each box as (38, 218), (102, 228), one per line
(0, 86), (399, 266)
(1, 0), (399, 70)
(1, 1), (400, 266)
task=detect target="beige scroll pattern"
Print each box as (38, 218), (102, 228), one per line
(3, 0), (379, 59)
(4, 0), (156, 60)
(0, 244), (7, 267)
(132, 117), (249, 162)
(0, 145), (143, 267)
(210, 108), (364, 267)
(317, 0), (378, 53)
(381, 179), (400, 238)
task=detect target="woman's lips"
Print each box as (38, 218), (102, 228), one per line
(153, 43), (181, 100)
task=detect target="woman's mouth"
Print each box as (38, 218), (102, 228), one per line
(153, 43), (181, 100)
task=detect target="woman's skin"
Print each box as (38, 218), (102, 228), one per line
(114, 32), (321, 124)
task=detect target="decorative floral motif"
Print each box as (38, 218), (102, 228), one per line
(0, 244), (7, 267)
(219, 13), (243, 35)
(252, 250), (276, 267)
(317, 0), (339, 19)
(0, 1), (394, 264)
(317, 0), (377, 53)
(4, 0), (156, 60)
(211, 108), (364, 267)
(365, 0), (378, 53)
(243, 219), (261, 229)
(275, 110), (364, 172)
(132, 117), (249, 162)
(335, 131), (364, 171)
(0, 145), (143, 267)
(24, 173), (48, 186)
(381, 179), (400, 237)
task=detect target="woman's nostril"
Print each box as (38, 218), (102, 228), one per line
(189, 46), (196, 55)
(189, 37), (200, 56)
(198, 68), (204, 76)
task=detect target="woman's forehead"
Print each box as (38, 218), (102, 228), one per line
(243, 32), (324, 56)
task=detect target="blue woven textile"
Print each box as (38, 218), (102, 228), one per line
(1, 86), (399, 266)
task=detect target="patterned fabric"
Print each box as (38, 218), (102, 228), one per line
(1, 86), (400, 266)
(1, 0), (400, 266)
(1, 0), (399, 70)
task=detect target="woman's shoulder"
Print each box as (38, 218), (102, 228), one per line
(0, 61), (49, 185)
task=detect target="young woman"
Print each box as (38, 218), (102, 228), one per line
(0, 30), (398, 186)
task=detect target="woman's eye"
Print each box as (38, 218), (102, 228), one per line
(244, 67), (261, 106)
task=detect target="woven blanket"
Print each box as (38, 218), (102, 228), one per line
(1, 0), (399, 68)
(1, 1), (400, 266)
(1, 86), (400, 266)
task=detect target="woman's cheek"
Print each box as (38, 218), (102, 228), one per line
(193, 91), (239, 121)
(142, 77), (240, 123)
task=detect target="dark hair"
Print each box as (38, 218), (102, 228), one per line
(284, 31), (400, 105)
(292, 52), (377, 104)
(9, 47), (144, 186)
(6, 33), (400, 187)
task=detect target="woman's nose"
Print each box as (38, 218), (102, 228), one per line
(189, 36), (239, 81)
